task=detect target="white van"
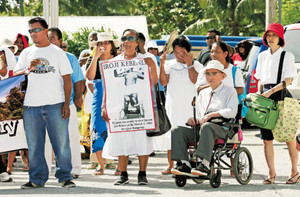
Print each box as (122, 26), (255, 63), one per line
(284, 22), (300, 99)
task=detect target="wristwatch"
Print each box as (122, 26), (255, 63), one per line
(24, 67), (31, 75)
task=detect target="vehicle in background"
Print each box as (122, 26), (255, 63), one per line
(242, 38), (268, 94)
(283, 22), (300, 99)
(155, 35), (258, 59)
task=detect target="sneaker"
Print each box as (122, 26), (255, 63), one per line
(61, 180), (76, 188)
(171, 163), (192, 176)
(21, 182), (44, 189)
(138, 175), (148, 185)
(0, 172), (12, 182)
(191, 163), (210, 176)
(114, 176), (129, 185)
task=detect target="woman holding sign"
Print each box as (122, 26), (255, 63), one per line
(102, 29), (157, 185)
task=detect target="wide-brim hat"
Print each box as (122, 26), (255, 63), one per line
(263, 23), (285, 47)
(0, 38), (18, 54)
(97, 32), (120, 47)
(202, 60), (226, 75)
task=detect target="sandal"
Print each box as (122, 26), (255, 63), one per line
(22, 167), (29, 171)
(105, 163), (116, 169)
(93, 168), (104, 175)
(88, 163), (98, 170)
(161, 168), (171, 175)
(114, 169), (121, 176)
(286, 172), (300, 184)
(263, 175), (276, 184)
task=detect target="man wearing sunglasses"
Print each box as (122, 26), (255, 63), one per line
(196, 29), (221, 66)
(13, 17), (75, 189)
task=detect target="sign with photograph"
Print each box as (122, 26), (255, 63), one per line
(0, 75), (28, 153)
(101, 59), (156, 133)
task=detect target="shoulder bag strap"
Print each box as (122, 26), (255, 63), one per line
(232, 66), (237, 87)
(277, 51), (286, 100)
(276, 51), (286, 84)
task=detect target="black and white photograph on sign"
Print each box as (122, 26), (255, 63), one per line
(120, 93), (144, 119)
(114, 67), (144, 86)
(101, 59), (156, 133)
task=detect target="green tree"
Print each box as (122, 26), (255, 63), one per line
(277, 0), (300, 25)
(133, 0), (204, 39)
(59, 0), (134, 16)
(183, 0), (265, 36)
(62, 26), (117, 58)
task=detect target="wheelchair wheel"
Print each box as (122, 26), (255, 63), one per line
(210, 170), (221, 188)
(192, 178), (204, 184)
(233, 147), (253, 185)
(175, 177), (186, 187)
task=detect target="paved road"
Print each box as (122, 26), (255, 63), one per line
(1, 128), (299, 197)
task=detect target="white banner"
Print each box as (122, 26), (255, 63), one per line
(101, 59), (156, 133)
(0, 119), (27, 153)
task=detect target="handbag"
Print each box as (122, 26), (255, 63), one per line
(146, 90), (171, 137)
(245, 94), (279, 130)
(272, 97), (300, 142)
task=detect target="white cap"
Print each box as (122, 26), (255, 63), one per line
(97, 32), (120, 47)
(202, 60), (225, 74)
(146, 40), (158, 50)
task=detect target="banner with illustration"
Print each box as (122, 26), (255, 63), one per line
(0, 75), (28, 154)
(101, 59), (156, 133)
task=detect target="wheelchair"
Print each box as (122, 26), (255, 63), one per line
(173, 99), (253, 188)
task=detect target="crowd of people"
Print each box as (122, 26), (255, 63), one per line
(0, 17), (300, 188)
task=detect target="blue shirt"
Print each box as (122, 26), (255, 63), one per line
(66, 52), (84, 105)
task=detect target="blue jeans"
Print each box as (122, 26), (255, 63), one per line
(23, 102), (73, 185)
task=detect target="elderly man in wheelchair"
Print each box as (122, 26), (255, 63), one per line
(171, 60), (241, 185)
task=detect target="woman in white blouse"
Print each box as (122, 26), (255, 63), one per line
(255, 23), (299, 184)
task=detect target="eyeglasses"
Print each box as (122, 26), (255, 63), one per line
(97, 41), (110, 46)
(28, 28), (45, 34)
(148, 47), (158, 50)
(121, 36), (136, 42)
(206, 36), (216, 40)
(204, 72), (222, 76)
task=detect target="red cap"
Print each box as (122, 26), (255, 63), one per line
(263, 23), (285, 47)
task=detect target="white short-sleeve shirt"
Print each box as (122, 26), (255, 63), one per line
(255, 47), (296, 84)
(14, 44), (73, 106)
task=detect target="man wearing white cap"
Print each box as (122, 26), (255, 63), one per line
(170, 60), (238, 176)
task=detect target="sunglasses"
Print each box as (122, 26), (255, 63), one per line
(97, 41), (110, 46)
(148, 47), (158, 50)
(206, 36), (216, 40)
(121, 36), (136, 42)
(61, 46), (67, 49)
(28, 28), (45, 34)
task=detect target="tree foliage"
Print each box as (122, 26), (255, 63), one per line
(133, 0), (204, 39)
(277, 0), (300, 25)
(183, 0), (265, 36)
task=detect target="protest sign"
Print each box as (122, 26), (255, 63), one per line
(101, 59), (156, 133)
(0, 75), (28, 153)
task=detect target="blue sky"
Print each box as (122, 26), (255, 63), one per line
(0, 75), (25, 102)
